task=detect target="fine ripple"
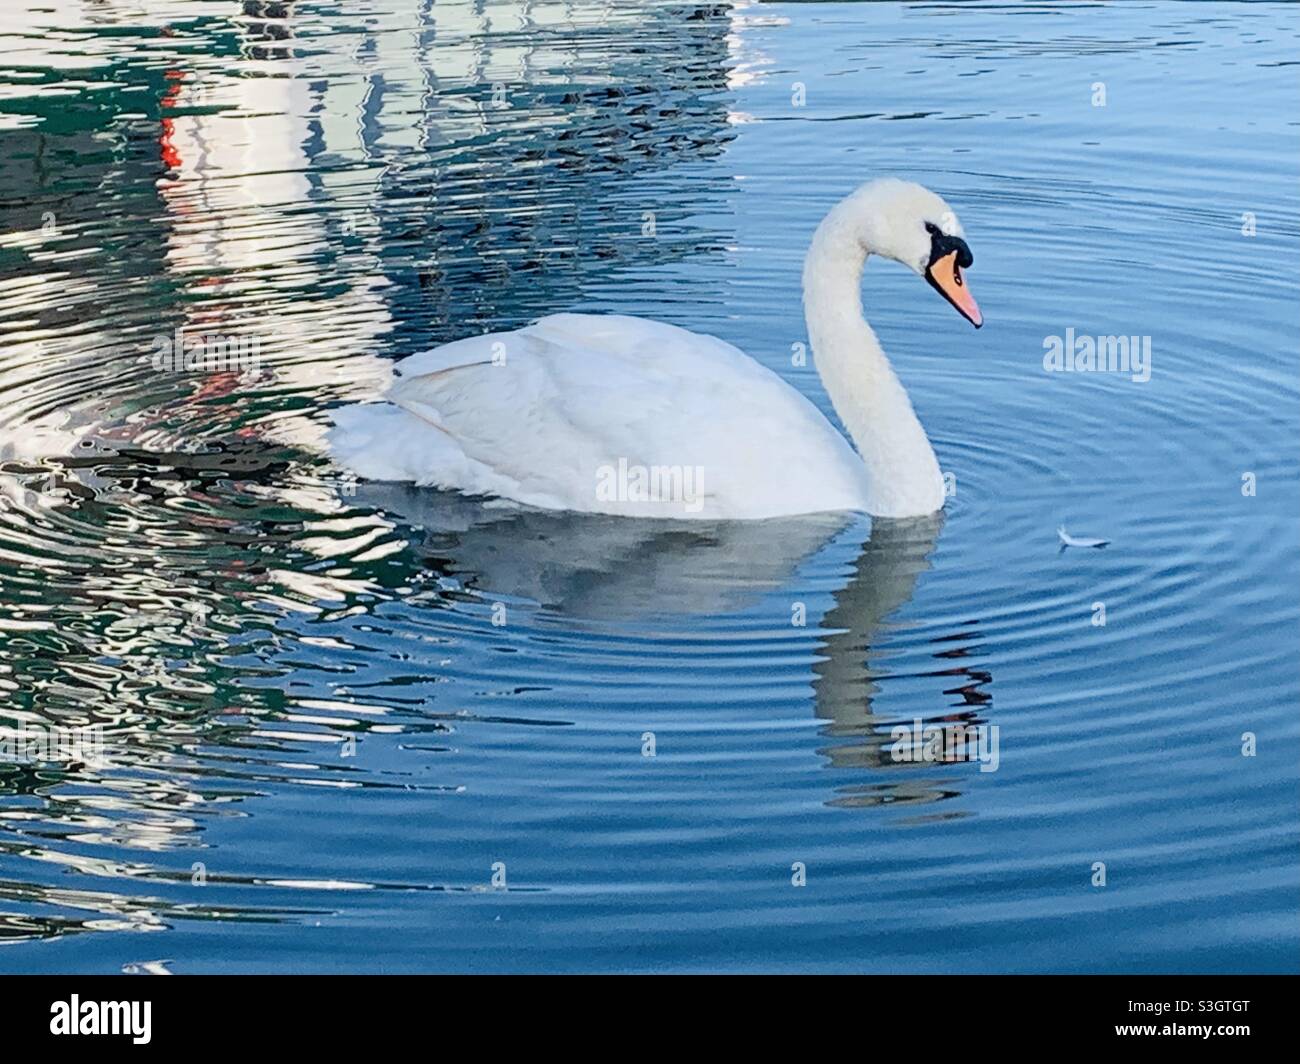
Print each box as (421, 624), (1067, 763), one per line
(0, 0), (1296, 972)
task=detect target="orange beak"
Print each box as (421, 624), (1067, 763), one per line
(926, 250), (982, 328)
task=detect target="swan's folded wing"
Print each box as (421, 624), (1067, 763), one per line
(382, 313), (863, 514)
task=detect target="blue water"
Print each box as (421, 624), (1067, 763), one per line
(0, 0), (1296, 973)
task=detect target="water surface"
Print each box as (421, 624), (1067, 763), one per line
(0, 0), (1296, 972)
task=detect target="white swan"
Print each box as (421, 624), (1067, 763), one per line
(329, 178), (981, 520)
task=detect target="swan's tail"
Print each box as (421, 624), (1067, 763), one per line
(328, 402), (453, 484)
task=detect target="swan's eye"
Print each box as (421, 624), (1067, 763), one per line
(924, 222), (940, 237)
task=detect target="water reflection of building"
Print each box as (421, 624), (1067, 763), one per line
(0, 0), (747, 945)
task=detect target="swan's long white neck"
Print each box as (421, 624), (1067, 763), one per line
(802, 204), (945, 518)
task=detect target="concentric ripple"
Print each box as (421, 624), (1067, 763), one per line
(0, 0), (1296, 973)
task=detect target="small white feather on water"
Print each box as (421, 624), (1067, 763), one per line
(1058, 525), (1109, 549)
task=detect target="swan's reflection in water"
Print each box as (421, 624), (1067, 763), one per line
(356, 483), (857, 619)
(812, 516), (993, 811)
(358, 484), (994, 810)
(0, 439), (995, 947)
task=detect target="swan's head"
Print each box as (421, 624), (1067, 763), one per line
(835, 178), (982, 328)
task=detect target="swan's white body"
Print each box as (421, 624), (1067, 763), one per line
(330, 179), (975, 520)
(332, 313), (874, 519)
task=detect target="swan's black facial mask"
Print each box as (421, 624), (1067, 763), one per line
(923, 223), (982, 328)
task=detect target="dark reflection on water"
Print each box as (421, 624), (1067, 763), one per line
(0, 0), (1297, 972)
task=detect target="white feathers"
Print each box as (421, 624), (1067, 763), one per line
(328, 313), (874, 520)
(1058, 525), (1110, 549)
